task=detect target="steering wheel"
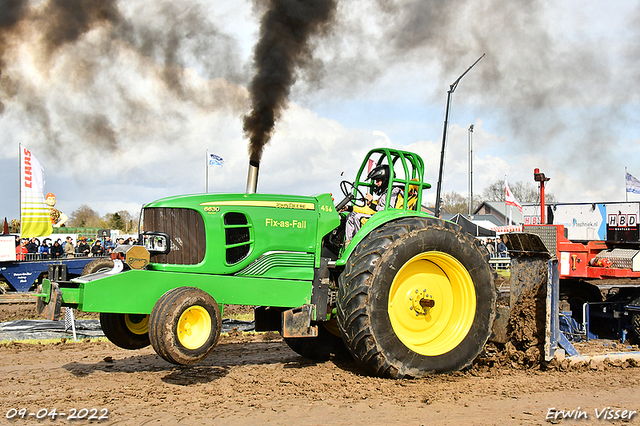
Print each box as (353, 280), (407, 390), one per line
(337, 180), (367, 209)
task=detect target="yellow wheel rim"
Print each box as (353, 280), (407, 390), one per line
(388, 251), (476, 356)
(125, 314), (149, 335)
(177, 306), (212, 350)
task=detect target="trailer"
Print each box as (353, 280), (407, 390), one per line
(0, 234), (106, 292)
(504, 169), (640, 343)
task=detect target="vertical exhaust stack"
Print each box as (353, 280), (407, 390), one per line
(246, 160), (259, 194)
(242, 1), (336, 187)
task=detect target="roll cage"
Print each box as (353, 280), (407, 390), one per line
(351, 148), (431, 211)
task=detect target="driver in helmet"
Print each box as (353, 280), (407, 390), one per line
(340, 164), (402, 245)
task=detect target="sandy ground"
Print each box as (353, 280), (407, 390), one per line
(1, 304), (640, 425)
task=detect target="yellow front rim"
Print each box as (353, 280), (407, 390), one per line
(388, 251), (476, 356)
(177, 306), (212, 350)
(125, 314), (149, 335)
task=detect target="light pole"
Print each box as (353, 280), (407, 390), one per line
(468, 124), (474, 215)
(434, 53), (485, 217)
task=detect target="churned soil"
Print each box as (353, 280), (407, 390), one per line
(2, 302), (640, 425)
(1, 335), (639, 425)
(0, 303), (40, 322)
(0, 302), (253, 323)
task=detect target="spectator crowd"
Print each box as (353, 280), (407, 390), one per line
(478, 237), (509, 258)
(14, 234), (138, 260)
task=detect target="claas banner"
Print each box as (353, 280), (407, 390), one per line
(20, 146), (53, 239)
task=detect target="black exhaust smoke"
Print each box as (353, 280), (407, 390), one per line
(0, 0), (29, 112)
(0, 0), (122, 116)
(243, 0), (336, 191)
(0, 1), (121, 63)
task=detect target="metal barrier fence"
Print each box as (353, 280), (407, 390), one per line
(489, 256), (510, 270)
(14, 253), (110, 262)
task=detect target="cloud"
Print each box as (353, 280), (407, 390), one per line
(2, 0), (640, 223)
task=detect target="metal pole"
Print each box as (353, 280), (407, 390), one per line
(18, 143), (21, 231)
(540, 180), (546, 224)
(626, 167), (628, 202)
(534, 168), (550, 224)
(504, 175), (507, 225)
(435, 90), (452, 217)
(434, 54), (485, 217)
(205, 149), (209, 193)
(468, 124), (474, 215)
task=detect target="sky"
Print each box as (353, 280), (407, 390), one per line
(1, 0), (640, 222)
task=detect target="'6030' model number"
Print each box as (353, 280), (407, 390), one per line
(6, 408), (109, 421)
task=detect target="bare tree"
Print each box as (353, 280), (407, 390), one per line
(69, 204), (105, 228)
(480, 180), (556, 203)
(99, 209), (140, 232)
(68, 205), (142, 231)
(441, 191), (468, 214)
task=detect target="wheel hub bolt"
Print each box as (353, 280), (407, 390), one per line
(409, 289), (434, 316)
(420, 299), (435, 308)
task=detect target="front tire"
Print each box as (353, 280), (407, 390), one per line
(86, 259), (152, 350)
(100, 313), (151, 349)
(149, 287), (222, 365)
(337, 217), (496, 378)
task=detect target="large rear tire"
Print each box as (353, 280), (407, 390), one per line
(337, 217), (496, 378)
(100, 313), (151, 349)
(149, 287), (222, 365)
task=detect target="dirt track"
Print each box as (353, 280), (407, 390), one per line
(1, 304), (640, 425)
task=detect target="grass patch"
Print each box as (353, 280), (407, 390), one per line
(220, 305), (255, 321)
(220, 330), (281, 340)
(224, 312), (254, 321)
(496, 269), (511, 279)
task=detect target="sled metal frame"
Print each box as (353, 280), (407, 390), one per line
(545, 259), (579, 360)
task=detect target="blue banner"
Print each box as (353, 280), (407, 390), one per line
(626, 172), (640, 194)
(208, 153), (224, 167)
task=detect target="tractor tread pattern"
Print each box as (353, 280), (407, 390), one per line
(337, 216), (495, 378)
(149, 287), (222, 366)
(337, 217), (430, 378)
(149, 287), (194, 364)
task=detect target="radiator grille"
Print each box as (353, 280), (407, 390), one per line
(143, 207), (205, 265)
(223, 212), (252, 264)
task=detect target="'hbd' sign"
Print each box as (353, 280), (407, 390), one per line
(607, 212), (638, 242)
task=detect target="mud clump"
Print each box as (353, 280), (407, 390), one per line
(507, 285), (546, 366)
(475, 262), (548, 372)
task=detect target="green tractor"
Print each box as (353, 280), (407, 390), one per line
(37, 148), (496, 378)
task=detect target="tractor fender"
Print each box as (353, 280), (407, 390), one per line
(335, 210), (436, 267)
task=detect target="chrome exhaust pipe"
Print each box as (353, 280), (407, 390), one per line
(246, 160), (259, 194)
